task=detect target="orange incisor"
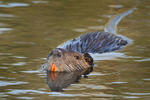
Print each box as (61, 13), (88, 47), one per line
(51, 63), (57, 72)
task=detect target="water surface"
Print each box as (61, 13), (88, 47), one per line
(0, 0), (150, 100)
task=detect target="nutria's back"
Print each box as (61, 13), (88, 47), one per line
(58, 31), (128, 53)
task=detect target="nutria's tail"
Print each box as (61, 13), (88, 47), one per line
(58, 9), (135, 54)
(104, 8), (135, 34)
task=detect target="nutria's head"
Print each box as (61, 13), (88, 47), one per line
(42, 48), (93, 72)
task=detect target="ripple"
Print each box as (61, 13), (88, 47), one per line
(49, 92), (85, 97)
(21, 70), (40, 73)
(106, 81), (128, 85)
(0, 14), (15, 17)
(111, 82), (128, 84)
(33, 58), (46, 62)
(13, 56), (27, 59)
(0, 76), (15, 79)
(143, 78), (150, 81)
(0, 76), (5, 79)
(91, 52), (141, 61)
(0, 81), (28, 86)
(12, 62), (26, 66)
(123, 96), (139, 99)
(0, 2), (29, 8)
(16, 97), (34, 100)
(0, 93), (8, 97)
(135, 58), (150, 62)
(88, 26), (104, 30)
(32, 1), (48, 4)
(91, 52), (126, 61)
(88, 72), (107, 76)
(0, 67), (8, 69)
(97, 19), (102, 22)
(7, 89), (49, 95)
(108, 5), (123, 8)
(14, 41), (35, 45)
(71, 84), (110, 90)
(124, 92), (150, 96)
(73, 28), (87, 32)
(0, 23), (5, 26)
(49, 92), (116, 97)
(0, 28), (13, 34)
(0, 53), (12, 56)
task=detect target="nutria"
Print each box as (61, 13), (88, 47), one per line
(42, 9), (135, 72)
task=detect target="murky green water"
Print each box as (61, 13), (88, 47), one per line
(0, 0), (150, 100)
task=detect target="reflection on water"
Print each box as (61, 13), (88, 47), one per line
(47, 67), (93, 92)
(0, 0), (150, 100)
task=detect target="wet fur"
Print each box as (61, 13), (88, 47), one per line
(58, 31), (128, 53)
(44, 48), (93, 72)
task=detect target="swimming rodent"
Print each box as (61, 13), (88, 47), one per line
(42, 9), (135, 72)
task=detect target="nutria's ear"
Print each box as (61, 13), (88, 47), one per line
(74, 55), (80, 60)
(83, 53), (93, 66)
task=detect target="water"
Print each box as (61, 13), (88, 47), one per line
(0, 0), (150, 100)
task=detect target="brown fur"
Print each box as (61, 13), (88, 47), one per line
(45, 48), (93, 72)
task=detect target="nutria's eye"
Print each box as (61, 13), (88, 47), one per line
(56, 53), (61, 57)
(74, 55), (80, 60)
